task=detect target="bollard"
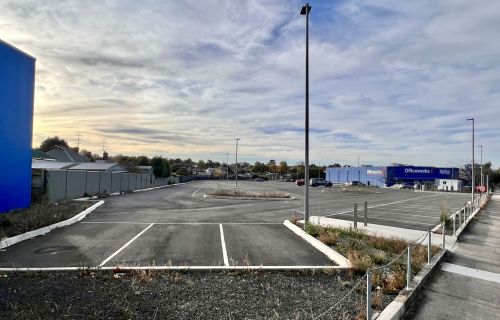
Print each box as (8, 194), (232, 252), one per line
(364, 201), (368, 227)
(406, 245), (412, 290)
(353, 203), (358, 229)
(453, 213), (456, 236)
(427, 230), (432, 265)
(458, 208), (462, 227)
(442, 222), (446, 248)
(366, 271), (372, 320)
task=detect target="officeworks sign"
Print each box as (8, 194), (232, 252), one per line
(387, 166), (458, 181)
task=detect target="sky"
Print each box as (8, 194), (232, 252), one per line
(1, 0), (499, 167)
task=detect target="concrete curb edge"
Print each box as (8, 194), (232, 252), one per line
(282, 220), (352, 268)
(0, 200), (105, 249)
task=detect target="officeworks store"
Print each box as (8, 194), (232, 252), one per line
(326, 166), (459, 188)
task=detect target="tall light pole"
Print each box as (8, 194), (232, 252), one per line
(301, 3), (311, 224)
(466, 118), (474, 202)
(478, 145), (483, 190)
(226, 153), (229, 183)
(235, 138), (240, 188)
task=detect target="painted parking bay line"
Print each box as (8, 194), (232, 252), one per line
(98, 223), (154, 267)
(219, 224), (229, 267)
(324, 193), (440, 217)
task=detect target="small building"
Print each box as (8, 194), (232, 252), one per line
(68, 162), (124, 172)
(437, 179), (462, 192)
(137, 165), (154, 175)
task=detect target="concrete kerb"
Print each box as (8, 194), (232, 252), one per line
(376, 249), (448, 320)
(282, 220), (351, 268)
(0, 265), (343, 272)
(0, 200), (105, 250)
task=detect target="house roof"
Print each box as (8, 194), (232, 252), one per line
(68, 162), (123, 171)
(32, 149), (54, 160)
(32, 160), (75, 170)
(46, 148), (89, 163)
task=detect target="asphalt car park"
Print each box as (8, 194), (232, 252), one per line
(0, 180), (472, 268)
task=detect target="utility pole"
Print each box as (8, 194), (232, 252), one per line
(466, 118), (474, 202)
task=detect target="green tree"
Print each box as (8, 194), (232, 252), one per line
(279, 160), (288, 176)
(39, 136), (70, 152)
(151, 157), (171, 178)
(137, 155), (150, 166)
(253, 161), (266, 174)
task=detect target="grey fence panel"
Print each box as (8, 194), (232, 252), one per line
(129, 174), (137, 191)
(86, 171), (100, 196)
(111, 172), (122, 194)
(142, 174), (149, 189)
(66, 171), (86, 199)
(46, 170), (67, 202)
(99, 172), (112, 194)
(136, 173), (142, 190)
(121, 173), (130, 192)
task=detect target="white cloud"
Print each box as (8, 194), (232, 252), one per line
(1, 0), (499, 166)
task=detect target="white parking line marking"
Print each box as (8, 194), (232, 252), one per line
(191, 181), (209, 196)
(219, 224), (229, 266)
(442, 262), (500, 284)
(98, 223), (154, 267)
(324, 193), (439, 217)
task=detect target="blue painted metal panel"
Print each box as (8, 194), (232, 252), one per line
(325, 167), (387, 187)
(0, 41), (35, 213)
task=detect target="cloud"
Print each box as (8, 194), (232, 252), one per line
(1, 0), (499, 166)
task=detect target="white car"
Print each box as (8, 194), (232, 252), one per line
(310, 178), (332, 187)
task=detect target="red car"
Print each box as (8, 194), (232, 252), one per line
(295, 179), (305, 186)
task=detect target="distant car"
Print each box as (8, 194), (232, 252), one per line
(310, 178), (332, 187)
(295, 179), (305, 186)
(351, 181), (366, 187)
(402, 182), (414, 189)
(254, 178), (264, 181)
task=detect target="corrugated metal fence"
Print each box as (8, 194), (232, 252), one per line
(41, 170), (175, 202)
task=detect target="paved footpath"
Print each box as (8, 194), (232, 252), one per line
(403, 194), (500, 320)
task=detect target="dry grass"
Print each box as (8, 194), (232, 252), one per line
(383, 270), (406, 293)
(372, 288), (384, 310)
(367, 236), (407, 254)
(348, 250), (373, 275)
(318, 230), (339, 246)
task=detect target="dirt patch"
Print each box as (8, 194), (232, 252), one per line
(0, 270), (391, 320)
(0, 201), (96, 239)
(207, 188), (292, 199)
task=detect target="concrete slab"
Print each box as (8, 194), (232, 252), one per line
(223, 224), (334, 266)
(105, 224), (224, 266)
(0, 222), (146, 267)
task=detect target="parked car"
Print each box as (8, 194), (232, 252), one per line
(310, 178), (332, 187)
(402, 182), (414, 189)
(295, 179), (305, 186)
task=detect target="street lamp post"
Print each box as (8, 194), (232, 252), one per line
(478, 145), (483, 190)
(226, 153), (229, 183)
(466, 118), (474, 202)
(300, 3), (311, 224)
(235, 138), (240, 188)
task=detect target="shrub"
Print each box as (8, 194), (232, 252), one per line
(348, 250), (373, 274)
(319, 231), (338, 245)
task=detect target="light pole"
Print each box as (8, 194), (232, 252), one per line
(466, 118), (474, 202)
(301, 2), (311, 224)
(235, 138), (240, 188)
(226, 153), (229, 183)
(478, 145), (483, 190)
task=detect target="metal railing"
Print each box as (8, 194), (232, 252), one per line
(447, 192), (488, 237)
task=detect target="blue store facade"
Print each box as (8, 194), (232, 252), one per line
(326, 166), (459, 187)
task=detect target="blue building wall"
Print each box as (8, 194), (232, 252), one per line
(0, 41), (35, 213)
(326, 166), (386, 187)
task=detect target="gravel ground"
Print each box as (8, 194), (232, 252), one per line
(0, 270), (393, 319)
